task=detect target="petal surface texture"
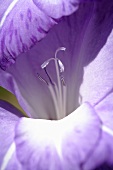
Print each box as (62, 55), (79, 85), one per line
(77, 2), (113, 168)
(15, 103), (101, 170)
(0, 0), (79, 70)
(0, 100), (22, 170)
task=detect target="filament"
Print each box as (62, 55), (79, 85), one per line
(44, 67), (54, 86)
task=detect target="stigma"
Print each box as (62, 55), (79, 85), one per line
(37, 47), (67, 120)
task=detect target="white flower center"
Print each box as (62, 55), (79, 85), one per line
(37, 47), (67, 120)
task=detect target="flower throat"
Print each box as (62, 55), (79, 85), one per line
(37, 47), (67, 120)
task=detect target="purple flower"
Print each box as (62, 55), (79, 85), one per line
(0, 0), (113, 170)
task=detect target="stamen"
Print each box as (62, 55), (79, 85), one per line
(37, 47), (67, 120)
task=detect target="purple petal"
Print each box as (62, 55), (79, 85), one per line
(95, 92), (113, 130)
(0, 71), (34, 118)
(62, 103), (101, 169)
(0, 100), (22, 169)
(79, 1), (113, 108)
(90, 92), (113, 168)
(83, 129), (113, 170)
(33, 0), (79, 18)
(15, 103), (101, 170)
(0, 0), (79, 70)
(4, 152), (22, 170)
(83, 93), (113, 169)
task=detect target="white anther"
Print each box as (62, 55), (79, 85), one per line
(41, 61), (49, 69)
(58, 60), (64, 72)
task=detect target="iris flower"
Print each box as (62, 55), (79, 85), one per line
(0, 0), (113, 170)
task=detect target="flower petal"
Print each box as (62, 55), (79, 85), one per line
(0, 100), (22, 169)
(80, 2), (113, 107)
(0, 0), (79, 70)
(83, 92), (113, 169)
(83, 128), (113, 170)
(79, 22), (113, 169)
(33, 0), (79, 18)
(15, 103), (101, 170)
(4, 151), (22, 170)
(0, 71), (35, 118)
(62, 102), (101, 169)
(95, 90), (113, 130)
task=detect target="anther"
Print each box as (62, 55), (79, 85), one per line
(60, 74), (66, 86)
(58, 59), (64, 73)
(41, 61), (49, 69)
(37, 73), (48, 85)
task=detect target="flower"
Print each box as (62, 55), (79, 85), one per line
(0, 0), (113, 170)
